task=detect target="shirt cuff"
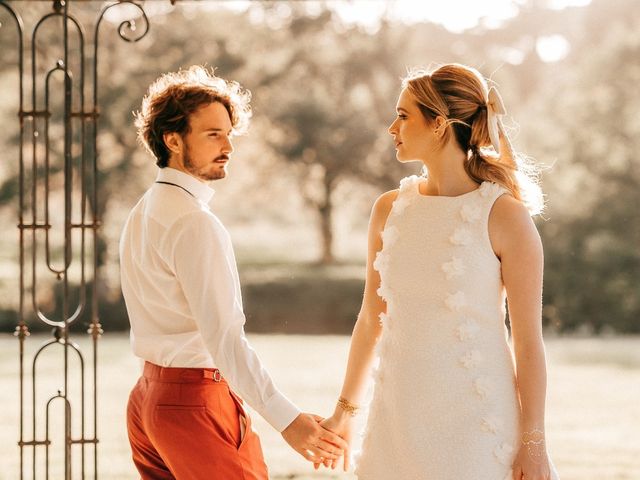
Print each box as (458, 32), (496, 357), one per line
(258, 391), (301, 432)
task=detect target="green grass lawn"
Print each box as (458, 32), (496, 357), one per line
(0, 333), (639, 479)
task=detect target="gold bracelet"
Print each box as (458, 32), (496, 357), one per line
(521, 428), (545, 444)
(521, 428), (546, 464)
(337, 396), (360, 417)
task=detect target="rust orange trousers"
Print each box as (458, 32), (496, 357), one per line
(127, 362), (268, 480)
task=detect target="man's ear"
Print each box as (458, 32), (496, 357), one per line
(163, 131), (182, 155)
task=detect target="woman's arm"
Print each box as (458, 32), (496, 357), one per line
(337, 190), (397, 404)
(318, 190), (397, 471)
(490, 194), (552, 480)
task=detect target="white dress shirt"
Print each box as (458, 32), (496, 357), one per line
(119, 167), (300, 432)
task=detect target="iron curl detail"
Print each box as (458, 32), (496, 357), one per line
(96, 1), (150, 44)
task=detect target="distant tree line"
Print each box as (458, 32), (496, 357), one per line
(0, 0), (638, 333)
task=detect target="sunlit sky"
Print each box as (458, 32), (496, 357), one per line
(329, 0), (592, 33)
(122, 0), (593, 63)
(191, 0), (592, 31)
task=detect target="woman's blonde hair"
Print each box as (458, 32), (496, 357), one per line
(403, 63), (543, 215)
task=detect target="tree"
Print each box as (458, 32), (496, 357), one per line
(532, 9), (640, 332)
(256, 11), (409, 263)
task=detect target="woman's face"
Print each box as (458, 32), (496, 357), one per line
(388, 87), (441, 163)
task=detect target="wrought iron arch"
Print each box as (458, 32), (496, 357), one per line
(0, 1), (152, 478)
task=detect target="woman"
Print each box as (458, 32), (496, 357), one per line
(320, 64), (560, 480)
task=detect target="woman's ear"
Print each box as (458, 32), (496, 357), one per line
(163, 131), (182, 155)
(433, 116), (447, 137)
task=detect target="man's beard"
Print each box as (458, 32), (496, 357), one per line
(183, 144), (225, 181)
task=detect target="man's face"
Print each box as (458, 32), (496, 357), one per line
(180, 102), (234, 182)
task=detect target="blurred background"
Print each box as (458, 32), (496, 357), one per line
(0, 0), (639, 479)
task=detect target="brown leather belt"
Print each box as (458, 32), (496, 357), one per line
(142, 361), (224, 383)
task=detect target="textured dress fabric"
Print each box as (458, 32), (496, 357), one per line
(355, 176), (559, 480)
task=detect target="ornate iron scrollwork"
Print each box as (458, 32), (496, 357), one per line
(0, 1), (151, 478)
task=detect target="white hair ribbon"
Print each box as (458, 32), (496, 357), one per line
(487, 86), (506, 154)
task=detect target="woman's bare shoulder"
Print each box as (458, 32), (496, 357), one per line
(489, 193), (541, 257)
(491, 193), (535, 228)
(370, 189), (399, 226)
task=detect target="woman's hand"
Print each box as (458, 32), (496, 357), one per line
(313, 409), (356, 472)
(511, 442), (552, 480)
(281, 413), (348, 464)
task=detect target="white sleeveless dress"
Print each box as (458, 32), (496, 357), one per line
(355, 176), (559, 480)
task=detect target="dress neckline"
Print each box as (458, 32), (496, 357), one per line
(415, 179), (484, 199)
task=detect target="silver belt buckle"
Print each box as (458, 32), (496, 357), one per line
(212, 369), (222, 382)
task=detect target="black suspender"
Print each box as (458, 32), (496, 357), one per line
(155, 181), (195, 198)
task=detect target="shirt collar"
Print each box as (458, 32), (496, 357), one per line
(155, 167), (215, 204)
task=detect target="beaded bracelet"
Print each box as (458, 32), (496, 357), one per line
(522, 428), (546, 464)
(337, 396), (360, 416)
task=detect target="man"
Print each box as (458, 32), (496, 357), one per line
(120, 66), (346, 479)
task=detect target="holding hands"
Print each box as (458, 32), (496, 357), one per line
(281, 412), (349, 465)
(314, 396), (360, 472)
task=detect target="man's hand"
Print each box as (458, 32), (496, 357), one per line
(314, 409), (355, 471)
(281, 413), (348, 463)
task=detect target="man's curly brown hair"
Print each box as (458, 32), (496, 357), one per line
(134, 65), (252, 168)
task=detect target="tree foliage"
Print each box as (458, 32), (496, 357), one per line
(0, 0), (638, 332)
